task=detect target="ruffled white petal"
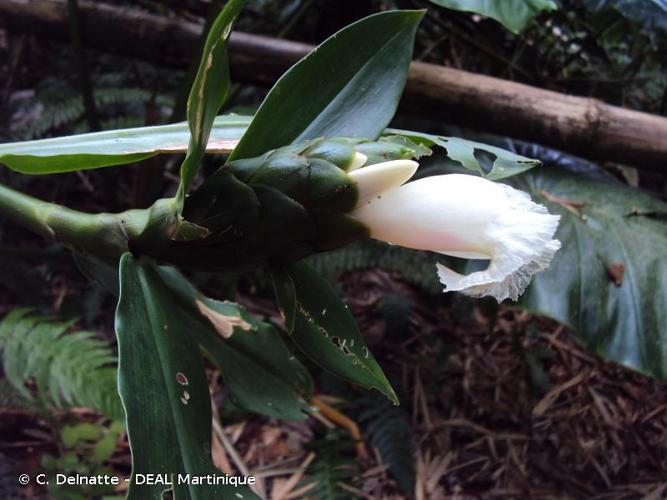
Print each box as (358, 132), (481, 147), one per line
(436, 241), (560, 302)
(349, 174), (561, 302)
(438, 182), (561, 301)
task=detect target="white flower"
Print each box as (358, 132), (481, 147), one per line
(348, 162), (561, 302)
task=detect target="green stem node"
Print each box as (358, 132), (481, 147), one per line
(0, 182), (176, 259)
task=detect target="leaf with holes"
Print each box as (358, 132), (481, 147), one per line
(76, 253), (312, 421)
(229, 10), (424, 161)
(115, 254), (258, 499)
(386, 128), (540, 180)
(156, 267), (313, 421)
(272, 262), (397, 403)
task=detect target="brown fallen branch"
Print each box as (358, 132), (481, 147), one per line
(2, 0), (667, 171)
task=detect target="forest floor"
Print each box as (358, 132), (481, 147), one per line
(1, 261), (666, 500)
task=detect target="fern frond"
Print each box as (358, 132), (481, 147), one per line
(302, 459), (359, 499)
(0, 309), (123, 421)
(12, 84), (174, 140)
(300, 445), (360, 500)
(307, 240), (443, 293)
(357, 392), (415, 494)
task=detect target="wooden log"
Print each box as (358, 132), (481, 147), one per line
(2, 0), (667, 171)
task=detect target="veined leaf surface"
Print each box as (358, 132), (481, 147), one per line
(115, 254), (258, 499)
(0, 115), (250, 174)
(272, 262), (398, 404)
(229, 10), (424, 161)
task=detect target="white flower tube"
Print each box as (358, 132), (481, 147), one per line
(348, 167), (561, 302)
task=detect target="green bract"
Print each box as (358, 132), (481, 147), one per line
(178, 136), (429, 270)
(0, 134), (428, 274)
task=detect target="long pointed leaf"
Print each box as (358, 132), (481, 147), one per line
(229, 10), (424, 161)
(115, 253), (257, 499)
(83, 254), (311, 421)
(272, 262), (398, 404)
(175, 0), (245, 208)
(0, 115), (250, 174)
(1, 117), (537, 181)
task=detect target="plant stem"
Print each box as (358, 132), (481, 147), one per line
(0, 182), (174, 259)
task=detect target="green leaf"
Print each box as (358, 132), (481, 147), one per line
(270, 268), (296, 333)
(194, 298), (313, 420)
(175, 0), (245, 208)
(512, 167), (667, 379)
(387, 128), (540, 180)
(115, 253), (257, 499)
(584, 0), (667, 33)
(272, 262), (398, 404)
(0, 115), (250, 174)
(155, 267), (313, 421)
(75, 253), (312, 420)
(428, 0), (557, 34)
(229, 10), (425, 161)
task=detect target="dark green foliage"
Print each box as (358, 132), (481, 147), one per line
(156, 265), (314, 421)
(307, 239), (443, 294)
(357, 392), (415, 494)
(229, 9), (424, 160)
(585, 0), (667, 33)
(0, 309), (123, 421)
(11, 86), (173, 141)
(115, 254), (259, 500)
(551, 1), (667, 111)
(412, 0), (667, 114)
(300, 433), (361, 500)
(272, 262), (397, 403)
(513, 160), (667, 379)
